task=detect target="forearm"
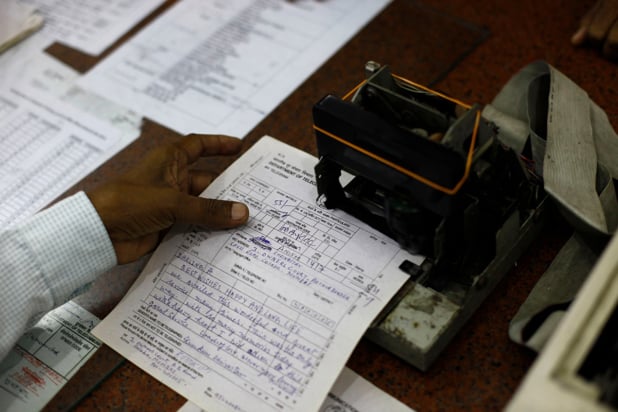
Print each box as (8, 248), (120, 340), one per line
(0, 192), (117, 360)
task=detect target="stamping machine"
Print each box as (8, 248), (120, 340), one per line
(312, 61), (548, 370)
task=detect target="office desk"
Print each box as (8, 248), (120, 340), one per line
(41, 0), (617, 410)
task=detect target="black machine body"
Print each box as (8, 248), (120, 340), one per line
(313, 62), (544, 291)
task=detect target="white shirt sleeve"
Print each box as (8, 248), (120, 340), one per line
(0, 191), (117, 360)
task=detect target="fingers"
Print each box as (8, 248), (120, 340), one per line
(113, 233), (160, 265)
(571, 26), (588, 45)
(572, 0), (601, 45)
(572, 2), (598, 45)
(588, 1), (618, 45)
(572, 0), (618, 49)
(174, 193), (249, 229)
(125, 134), (242, 188)
(603, 21), (618, 59)
(188, 170), (216, 195)
(178, 134), (243, 164)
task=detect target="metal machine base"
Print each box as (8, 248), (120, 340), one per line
(365, 198), (549, 371)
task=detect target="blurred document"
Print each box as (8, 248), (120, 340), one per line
(0, 86), (137, 228)
(179, 367), (415, 412)
(10, 52), (143, 135)
(0, 0), (164, 89)
(80, 0), (391, 136)
(321, 367), (415, 412)
(93, 136), (416, 412)
(0, 1), (43, 54)
(17, 0), (164, 55)
(0, 301), (101, 412)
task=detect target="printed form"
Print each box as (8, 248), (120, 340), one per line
(1, 0), (164, 86)
(179, 367), (415, 412)
(93, 136), (419, 412)
(0, 86), (136, 228)
(16, 0), (165, 55)
(79, 0), (392, 136)
(1, 0), (164, 87)
(0, 301), (101, 412)
(0, 0), (161, 227)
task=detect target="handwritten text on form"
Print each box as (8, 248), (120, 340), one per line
(93, 136), (418, 411)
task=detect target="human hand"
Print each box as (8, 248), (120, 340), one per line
(571, 0), (618, 60)
(87, 134), (249, 264)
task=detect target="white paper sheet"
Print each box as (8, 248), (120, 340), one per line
(79, 0), (391, 137)
(0, 301), (101, 412)
(0, 1), (43, 54)
(17, 0), (165, 55)
(93, 136), (418, 412)
(322, 367), (414, 412)
(0, 0), (164, 92)
(0, 0), (156, 228)
(3, 51), (143, 134)
(179, 367), (415, 412)
(0, 86), (137, 228)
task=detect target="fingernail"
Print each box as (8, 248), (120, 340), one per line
(231, 203), (247, 220)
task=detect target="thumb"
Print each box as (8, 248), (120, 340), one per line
(173, 194), (249, 229)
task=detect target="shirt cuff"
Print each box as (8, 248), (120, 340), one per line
(20, 191), (117, 305)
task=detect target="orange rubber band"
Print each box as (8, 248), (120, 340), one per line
(320, 71), (479, 195)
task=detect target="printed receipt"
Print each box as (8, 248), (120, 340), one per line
(93, 136), (420, 412)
